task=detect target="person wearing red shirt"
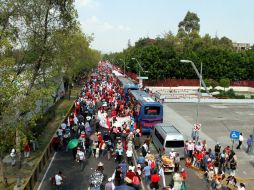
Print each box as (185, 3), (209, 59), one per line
(195, 151), (203, 168)
(52, 135), (60, 152)
(180, 168), (187, 188)
(150, 170), (160, 190)
(126, 167), (135, 180)
(23, 142), (31, 158)
(207, 159), (214, 170)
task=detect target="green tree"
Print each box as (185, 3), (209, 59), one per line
(178, 11), (200, 34)
(0, 0), (100, 174)
(219, 78), (230, 92)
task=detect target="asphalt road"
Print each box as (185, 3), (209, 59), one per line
(36, 134), (208, 190)
(142, 137), (208, 190)
(37, 150), (117, 190)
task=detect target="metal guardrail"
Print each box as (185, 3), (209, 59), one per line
(21, 102), (74, 190)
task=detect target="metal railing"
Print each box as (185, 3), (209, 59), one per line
(21, 103), (74, 190)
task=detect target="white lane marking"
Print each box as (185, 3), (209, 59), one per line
(38, 152), (57, 190)
(133, 145), (146, 190)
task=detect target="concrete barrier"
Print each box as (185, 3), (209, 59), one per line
(164, 98), (254, 103)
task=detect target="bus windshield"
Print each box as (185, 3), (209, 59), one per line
(144, 106), (160, 115)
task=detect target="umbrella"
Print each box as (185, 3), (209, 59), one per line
(67, 139), (78, 149)
(89, 134), (98, 141)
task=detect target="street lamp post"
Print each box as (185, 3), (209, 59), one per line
(180, 60), (206, 140)
(120, 58), (126, 76)
(131, 58), (149, 88)
(131, 57), (141, 79)
(180, 60), (209, 94)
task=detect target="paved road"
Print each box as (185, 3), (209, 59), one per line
(36, 134), (208, 190)
(36, 121), (117, 190)
(143, 138), (208, 190)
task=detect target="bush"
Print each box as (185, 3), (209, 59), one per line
(217, 88), (246, 99)
(235, 95), (245, 99)
(227, 89), (235, 98)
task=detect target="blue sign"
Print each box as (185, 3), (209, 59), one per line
(230, 130), (240, 140)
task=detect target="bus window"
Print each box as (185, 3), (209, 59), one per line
(144, 106), (160, 115)
(165, 141), (184, 148)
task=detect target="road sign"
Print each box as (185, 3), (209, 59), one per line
(137, 76), (148, 80)
(193, 123), (201, 131)
(230, 130), (240, 140)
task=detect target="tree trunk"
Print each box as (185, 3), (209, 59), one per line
(0, 153), (8, 188)
(15, 128), (22, 169)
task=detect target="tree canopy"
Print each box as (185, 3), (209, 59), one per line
(105, 11), (254, 82)
(0, 0), (100, 152)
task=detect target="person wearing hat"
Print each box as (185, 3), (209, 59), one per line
(97, 162), (104, 173)
(105, 177), (115, 190)
(135, 164), (142, 176)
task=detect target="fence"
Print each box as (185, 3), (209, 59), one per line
(21, 103), (74, 190)
(124, 70), (254, 87)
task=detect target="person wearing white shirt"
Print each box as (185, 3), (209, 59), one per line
(55, 171), (63, 190)
(126, 148), (133, 165)
(238, 183), (246, 190)
(76, 147), (85, 171)
(60, 122), (66, 130)
(236, 133), (244, 149)
(73, 116), (78, 125)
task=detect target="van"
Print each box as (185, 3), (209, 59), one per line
(151, 123), (185, 158)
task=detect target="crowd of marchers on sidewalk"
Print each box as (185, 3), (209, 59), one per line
(47, 61), (252, 190)
(183, 129), (252, 190)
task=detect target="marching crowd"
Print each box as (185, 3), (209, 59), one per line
(49, 62), (250, 190)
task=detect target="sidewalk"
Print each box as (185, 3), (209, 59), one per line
(163, 104), (254, 188)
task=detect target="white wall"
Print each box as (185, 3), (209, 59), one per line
(146, 86), (254, 93)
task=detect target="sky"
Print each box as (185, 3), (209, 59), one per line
(75, 0), (254, 53)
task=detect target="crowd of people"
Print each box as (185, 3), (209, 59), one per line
(49, 62), (249, 190)
(185, 132), (248, 190)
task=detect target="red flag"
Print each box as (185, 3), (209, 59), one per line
(106, 116), (111, 132)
